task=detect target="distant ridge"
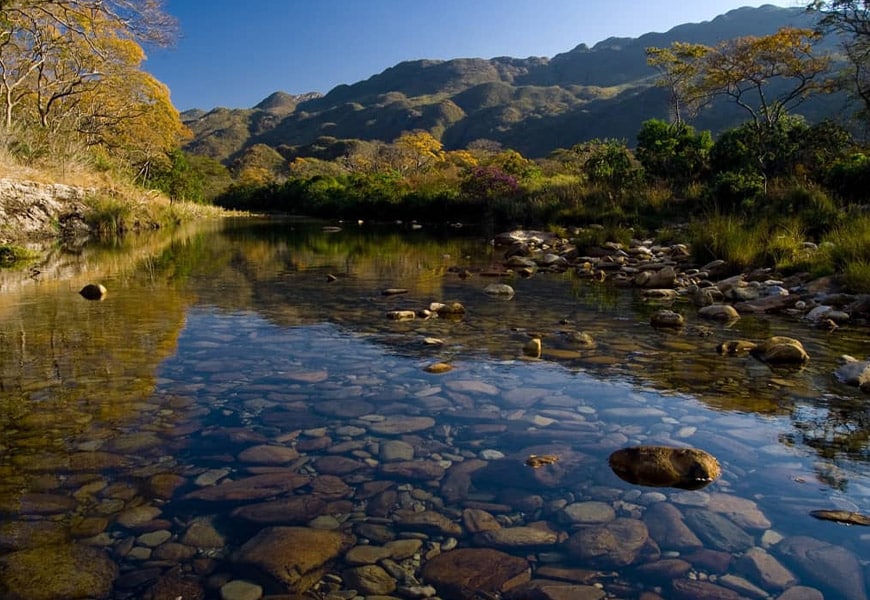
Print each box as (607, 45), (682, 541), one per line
(183, 5), (841, 162)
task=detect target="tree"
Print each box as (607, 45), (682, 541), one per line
(697, 28), (832, 132)
(0, 0), (182, 173)
(810, 0), (870, 117)
(393, 130), (445, 174)
(636, 118), (712, 184)
(646, 42), (711, 124)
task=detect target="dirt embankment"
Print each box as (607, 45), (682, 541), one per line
(0, 178), (92, 245)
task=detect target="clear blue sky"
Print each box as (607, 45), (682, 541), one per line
(145, 0), (801, 111)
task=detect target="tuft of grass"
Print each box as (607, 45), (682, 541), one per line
(84, 193), (133, 237)
(689, 215), (763, 272)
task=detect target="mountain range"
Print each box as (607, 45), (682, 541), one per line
(182, 5), (847, 163)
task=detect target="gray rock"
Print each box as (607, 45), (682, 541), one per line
(484, 283), (515, 297)
(776, 535), (868, 600)
(736, 546), (796, 591)
(643, 502), (703, 551)
(684, 509), (754, 553)
(564, 517), (652, 568)
(698, 304), (740, 321)
(650, 309), (684, 328)
(835, 355), (870, 393)
(557, 501), (615, 525)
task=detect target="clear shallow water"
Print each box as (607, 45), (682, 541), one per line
(0, 218), (868, 599)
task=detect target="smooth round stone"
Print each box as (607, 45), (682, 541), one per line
(308, 515), (341, 530)
(342, 565), (397, 595)
(380, 440), (415, 463)
(479, 449), (505, 460)
(116, 505), (162, 529)
(368, 416), (436, 435)
(345, 545), (393, 565)
(220, 579), (263, 600)
(335, 426), (366, 437)
(237, 444), (299, 464)
(385, 539), (422, 560)
(137, 530), (172, 548)
(559, 501), (616, 525)
(638, 492), (667, 504)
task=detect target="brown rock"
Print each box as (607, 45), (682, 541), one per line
(394, 510), (462, 537)
(608, 446), (721, 490)
(472, 526), (559, 549)
(313, 456), (368, 476)
(184, 472), (310, 502)
(231, 496), (327, 525)
(368, 416), (436, 435)
(146, 473), (186, 500)
(463, 508), (501, 533)
(750, 336), (810, 365)
(504, 579), (605, 600)
(441, 459), (487, 504)
(233, 527), (343, 594)
(420, 548), (530, 599)
(237, 444), (299, 464)
(379, 460), (445, 481)
(671, 579), (742, 600)
(342, 564), (396, 595)
(0, 544), (118, 600)
(736, 547), (796, 591)
(776, 586), (825, 600)
(643, 502), (703, 551)
(564, 517), (651, 568)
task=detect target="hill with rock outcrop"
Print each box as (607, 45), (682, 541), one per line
(182, 5), (844, 163)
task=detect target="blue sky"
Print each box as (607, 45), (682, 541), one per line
(145, 1), (801, 111)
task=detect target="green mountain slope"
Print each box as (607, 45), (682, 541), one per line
(184, 5), (837, 162)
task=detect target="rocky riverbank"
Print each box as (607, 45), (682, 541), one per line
(0, 178), (92, 245)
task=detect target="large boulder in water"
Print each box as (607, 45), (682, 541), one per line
(608, 446), (721, 490)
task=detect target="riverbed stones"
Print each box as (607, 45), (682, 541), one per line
(698, 304), (740, 321)
(0, 543), (118, 600)
(368, 415), (435, 435)
(472, 525), (560, 549)
(558, 501), (615, 525)
(233, 526), (343, 594)
(564, 517), (652, 568)
(642, 502), (703, 551)
(237, 444), (299, 464)
(504, 580), (606, 600)
(220, 579), (263, 600)
(735, 546), (796, 591)
(776, 535), (868, 600)
(484, 283), (515, 297)
(608, 446), (721, 490)
(420, 548), (530, 599)
(650, 309), (684, 328)
(394, 510), (462, 537)
(707, 493), (770, 529)
(231, 496), (327, 525)
(184, 472), (310, 502)
(343, 564), (397, 595)
(684, 509), (754, 553)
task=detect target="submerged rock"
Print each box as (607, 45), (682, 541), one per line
(420, 547), (530, 599)
(650, 309), (684, 328)
(750, 336), (809, 365)
(0, 544), (118, 600)
(233, 526), (343, 594)
(608, 446), (721, 490)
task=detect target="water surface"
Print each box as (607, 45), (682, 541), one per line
(1, 218), (868, 599)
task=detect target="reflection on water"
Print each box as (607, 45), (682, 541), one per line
(0, 218), (868, 599)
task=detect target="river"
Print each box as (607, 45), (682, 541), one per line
(0, 217), (868, 600)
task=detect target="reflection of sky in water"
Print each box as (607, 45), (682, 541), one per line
(158, 307), (870, 543)
(2, 221), (869, 599)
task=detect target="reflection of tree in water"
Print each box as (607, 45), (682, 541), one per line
(781, 399), (870, 490)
